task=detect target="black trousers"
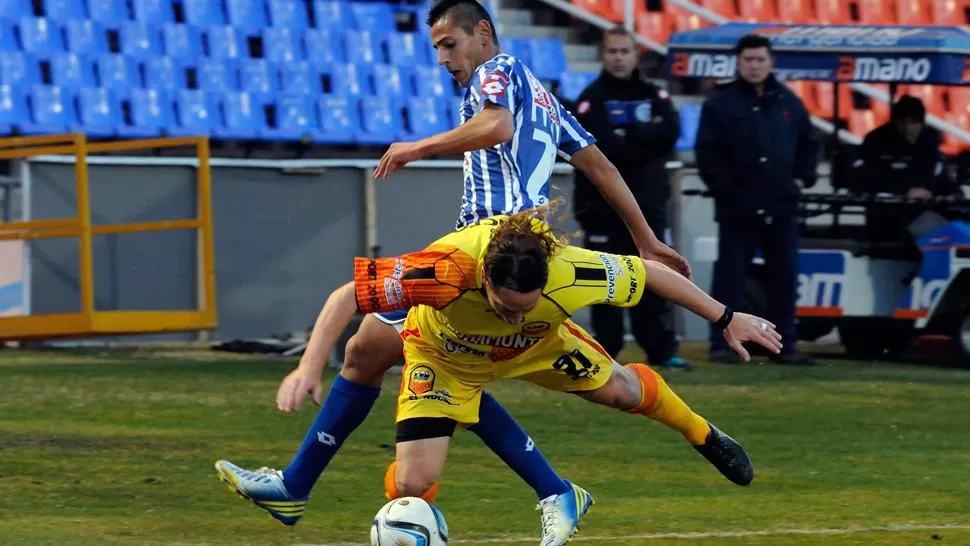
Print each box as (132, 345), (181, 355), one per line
(582, 216), (679, 363)
(709, 216), (799, 354)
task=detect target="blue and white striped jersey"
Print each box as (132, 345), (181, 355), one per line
(455, 53), (596, 228)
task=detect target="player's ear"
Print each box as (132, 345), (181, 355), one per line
(476, 19), (492, 47)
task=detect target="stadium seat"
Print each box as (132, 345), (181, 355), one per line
(814, 82), (853, 119)
(350, 3), (395, 31)
(0, 0), (34, 18)
(530, 39), (568, 82)
(558, 71), (597, 102)
(327, 63), (369, 96)
(226, 0), (270, 31)
(0, 20), (16, 51)
(120, 21), (163, 58)
(117, 88), (174, 137)
(263, 27), (302, 63)
(0, 85), (30, 133)
(304, 29), (345, 66)
(572, 0), (624, 22)
(931, 0), (965, 24)
(0, 52), (41, 88)
(280, 61), (321, 95)
(358, 95), (401, 145)
(88, 0), (130, 24)
(183, 0), (227, 25)
(162, 24), (203, 60)
(23, 85), (79, 134)
(65, 20), (109, 55)
(268, 0), (309, 28)
(372, 64), (412, 98)
(736, 0), (777, 21)
(344, 30), (381, 65)
(49, 53), (98, 88)
(77, 87), (120, 137)
(949, 87), (970, 114)
(312, 1), (351, 29)
(941, 111), (970, 155)
(387, 32), (431, 66)
(216, 91), (263, 139)
(413, 65), (451, 98)
(205, 26), (247, 60)
(856, 0), (896, 23)
(239, 59), (277, 94)
(896, 0), (932, 24)
(96, 54), (139, 90)
(503, 38), (532, 66)
(675, 103), (701, 152)
(174, 89), (219, 136)
(636, 12), (671, 46)
(196, 58), (237, 91)
(699, 0), (739, 17)
(19, 18), (65, 55)
(317, 95), (361, 143)
(263, 95), (323, 141)
(814, 0), (852, 23)
(406, 96), (448, 139)
(132, 0), (174, 22)
(42, 0), (87, 21)
(143, 57), (187, 91)
(777, 0), (813, 22)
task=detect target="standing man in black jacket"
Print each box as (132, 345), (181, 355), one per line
(573, 26), (689, 370)
(695, 34), (819, 365)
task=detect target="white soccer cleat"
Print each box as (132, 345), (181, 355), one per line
(536, 481), (594, 546)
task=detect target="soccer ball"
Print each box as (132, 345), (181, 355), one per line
(370, 496), (449, 545)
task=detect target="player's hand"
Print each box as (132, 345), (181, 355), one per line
(374, 142), (425, 180)
(276, 367), (324, 412)
(722, 312), (783, 361)
(640, 240), (692, 280)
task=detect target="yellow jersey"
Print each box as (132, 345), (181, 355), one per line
(354, 216), (647, 369)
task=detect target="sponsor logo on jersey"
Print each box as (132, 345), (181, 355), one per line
(442, 336), (486, 357)
(407, 366), (436, 396)
(385, 277), (404, 306)
(522, 321), (550, 335)
(599, 254), (624, 303)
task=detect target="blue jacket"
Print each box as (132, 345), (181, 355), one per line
(695, 75), (819, 222)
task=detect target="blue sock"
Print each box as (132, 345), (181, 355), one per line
(468, 392), (570, 499)
(282, 375), (381, 498)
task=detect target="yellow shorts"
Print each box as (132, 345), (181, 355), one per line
(396, 319), (615, 426)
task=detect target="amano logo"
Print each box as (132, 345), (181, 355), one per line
(670, 52), (736, 78)
(837, 56), (932, 82)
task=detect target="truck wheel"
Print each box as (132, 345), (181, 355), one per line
(839, 324), (913, 360)
(952, 306), (970, 368)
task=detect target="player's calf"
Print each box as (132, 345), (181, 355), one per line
(384, 461), (440, 502)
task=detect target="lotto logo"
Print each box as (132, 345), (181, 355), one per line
(317, 431), (336, 446)
(482, 78), (506, 97)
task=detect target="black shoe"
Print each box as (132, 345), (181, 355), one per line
(694, 422), (754, 486)
(771, 352), (816, 366)
(708, 348), (741, 364)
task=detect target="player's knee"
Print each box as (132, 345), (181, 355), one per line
(341, 332), (397, 385)
(393, 465), (440, 501)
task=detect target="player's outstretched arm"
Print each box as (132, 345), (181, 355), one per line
(569, 145), (693, 279)
(640, 259), (783, 361)
(374, 104), (514, 179)
(277, 281), (359, 412)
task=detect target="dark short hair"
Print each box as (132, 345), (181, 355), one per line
(602, 25), (635, 48)
(734, 34), (773, 56)
(426, 0), (499, 46)
(892, 95), (926, 123)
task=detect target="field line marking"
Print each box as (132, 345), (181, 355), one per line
(298, 522), (970, 545)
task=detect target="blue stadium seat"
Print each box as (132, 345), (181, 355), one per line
(358, 95), (400, 145)
(344, 30), (380, 65)
(77, 87), (120, 137)
(205, 26), (246, 60)
(317, 95), (359, 143)
(529, 39), (567, 82)
(326, 63), (369, 96)
(196, 58), (236, 91)
(387, 32), (430, 66)
(280, 61), (320, 95)
(96, 54), (139, 90)
(43, 0), (87, 21)
(183, 0), (226, 25)
(268, 0), (309, 28)
(503, 38), (531, 66)
(0, 85), (29, 133)
(372, 64), (412, 98)
(0, 20), (16, 51)
(413, 65), (451, 98)
(312, 1), (350, 29)
(304, 29), (344, 65)
(263, 95), (323, 141)
(238, 59), (277, 94)
(350, 3), (394, 31)
(19, 18), (65, 55)
(225, 0), (269, 31)
(23, 85), (79, 134)
(558, 71), (596, 102)
(215, 91), (263, 139)
(132, 0), (174, 22)
(406, 96), (448, 139)
(162, 24), (202, 60)
(143, 57), (186, 91)
(49, 53), (97, 88)
(173, 89), (218, 136)
(117, 88), (174, 137)
(120, 21), (162, 58)
(65, 20), (108, 55)
(0, 52), (40, 88)
(263, 27), (302, 63)
(0, 0), (33, 18)
(676, 103), (701, 152)
(88, 0), (129, 23)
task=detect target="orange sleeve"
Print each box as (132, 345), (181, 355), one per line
(353, 245), (478, 314)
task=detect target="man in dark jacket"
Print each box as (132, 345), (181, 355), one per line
(695, 34), (819, 365)
(573, 26), (689, 369)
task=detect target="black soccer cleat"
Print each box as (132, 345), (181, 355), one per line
(694, 422), (754, 486)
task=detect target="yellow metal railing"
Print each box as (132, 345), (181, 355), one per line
(0, 134), (217, 340)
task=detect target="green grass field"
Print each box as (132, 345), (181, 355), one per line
(2, 344), (969, 545)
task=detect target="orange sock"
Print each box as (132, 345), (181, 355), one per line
(383, 461), (439, 502)
(625, 363), (711, 446)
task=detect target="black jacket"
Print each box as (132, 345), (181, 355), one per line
(695, 74), (819, 222)
(854, 122), (953, 196)
(572, 69), (680, 231)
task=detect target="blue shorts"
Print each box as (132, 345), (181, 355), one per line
(375, 309), (409, 325)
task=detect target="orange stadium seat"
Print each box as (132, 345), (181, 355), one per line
(815, 0), (854, 23)
(930, 0), (968, 24)
(786, 81), (820, 112)
(573, 0), (625, 22)
(896, 0), (933, 24)
(948, 87), (970, 114)
(902, 84), (946, 116)
(849, 108), (882, 136)
(673, 12), (713, 30)
(814, 82), (854, 120)
(777, 0), (815, 22)
(856, 0), (898, 24)
(636, 11), (672, 44)
(941, 111), (970, 155)
(699, 0), (741, 17)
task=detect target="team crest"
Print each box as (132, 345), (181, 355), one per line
(407, 366), (435, 396)
(634, 102), (652, 122)
(522, 321), (550, 335)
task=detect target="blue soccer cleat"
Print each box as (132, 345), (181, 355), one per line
(536, 481), (594, 546)
(214, 459), (308, 525)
